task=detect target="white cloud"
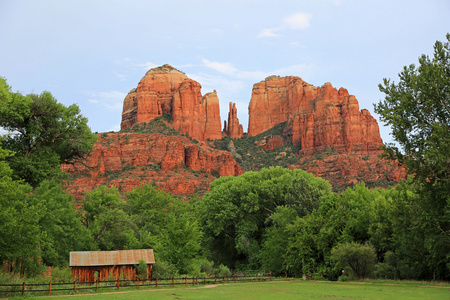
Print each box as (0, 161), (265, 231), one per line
(282, 13), (312, 30)
(201, 59), (268, 81)
(137, 61), (158, 71)
(85, 90), (126, 111)
(258, 12), (312, 38)
(257, 27), (282, 38)
(202, 59), (238, 75)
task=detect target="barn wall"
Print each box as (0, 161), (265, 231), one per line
(72, 264), (153, 282)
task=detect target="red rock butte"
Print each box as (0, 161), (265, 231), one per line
(121, 64), (224, 141)
(248, 76), (383, 154)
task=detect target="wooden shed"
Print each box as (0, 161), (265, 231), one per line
(70, 249), (155, 282)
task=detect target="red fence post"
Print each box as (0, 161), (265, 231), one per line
(117, 278), (120, 290)
(96, 278), (99, 292)
(49, 282), (52, 295)
(74, 281), (76, 293)
(22, 282), (25, 296)
(214, 276), (216, 284)
(224, 276), (226, 283)
(192, 276), (195, 286)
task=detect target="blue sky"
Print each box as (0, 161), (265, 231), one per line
(1, 0), (448, 144)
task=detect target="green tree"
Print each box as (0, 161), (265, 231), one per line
(82, 185), (138, 250)
(374, 34), (450, 280)
(125, 184), (202, 274)
(331, 242), (377, 279)
(0, 77), (97, 186)
(0, 142), (43, 276)
(374, 34), (449, 193)
(196, 167), (331, 269)
(32, 179), (92, 267)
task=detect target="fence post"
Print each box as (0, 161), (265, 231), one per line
(192, 276), (195, 286)
(74, 281), (76, 293)
(137, 277), (139, 290)
(96, 278), (99, 292)
(22, 282), (25, 296)
(214, 276), (216, 284)
(224, 276), (226, 283)
(172, 277), (174, 287)
(49, 282), (52, 295)
(285, 272), (287, 279)
(117, 278), (120, 290)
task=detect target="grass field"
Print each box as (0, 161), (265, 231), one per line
(24, 280), (450, 300)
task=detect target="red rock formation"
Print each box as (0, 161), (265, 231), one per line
(287, 82), (383, 154)
(263, 135), (285, 152)
(224, 102), (244, 139)
(248, 76), (314, 136)
(120, 64), (222, 141)
(248, 76), (383, 154)
(63, 132), (243, 200)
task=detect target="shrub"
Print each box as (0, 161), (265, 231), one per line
(134, 259), (148, 280)
(152, 260), (178, 279)
(331, 242), (376, 279)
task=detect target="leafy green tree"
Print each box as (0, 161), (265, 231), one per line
(82, 185), (139, 250)
(0, 77), (97, 186)
(374, 34), (449, 194)
(196, 167), (331, 269)
(331, 242), (377, 279)
(125, 184), (202, 274)
(374, 34), (450, 280)
(0, 142), (43, 276)
(32, 179), (92, 266)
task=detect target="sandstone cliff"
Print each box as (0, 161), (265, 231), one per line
(248, 76), (383, 155)
(63, 128), (243, 200)
(120, 64), (223, 141)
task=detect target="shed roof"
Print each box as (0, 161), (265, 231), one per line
(70, 249), (155, 267)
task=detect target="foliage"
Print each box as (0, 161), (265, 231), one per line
(152, 259), (178, 278)
(135, 259), (148, 280)
(374, 34), (450, 193)
(196, 167), (332, 270)
(81, 185), (139, 250)
(0, 77), (97, 186)
(331, 242), (377, 279)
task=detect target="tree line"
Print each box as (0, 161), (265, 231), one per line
(0, 35), (448, 281)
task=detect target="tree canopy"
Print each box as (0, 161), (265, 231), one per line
(0, 77), (97, 186)
(374, 34), (450, 191)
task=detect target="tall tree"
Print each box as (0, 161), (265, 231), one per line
(374, 34), (450, 192)
(0, 77), (97, 186)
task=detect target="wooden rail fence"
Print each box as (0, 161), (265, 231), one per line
(0, 272), (298, 296)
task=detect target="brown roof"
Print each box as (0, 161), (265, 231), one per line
(70, 249), (155, 267)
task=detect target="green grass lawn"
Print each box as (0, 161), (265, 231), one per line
(22, 280), (449, 300)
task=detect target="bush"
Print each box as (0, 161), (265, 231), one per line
(152, 260), (178, 279)
(217, 264), (231, 278)
(331, 242), (376, 279)
(135, 259), (148, 280)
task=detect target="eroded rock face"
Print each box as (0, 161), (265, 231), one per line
(248, 76), (314, 136)
(120, 64), (222, 141)
(248, 76), (383, 154)
(62, 132), (242, 200)
(224, 102), (244, 139)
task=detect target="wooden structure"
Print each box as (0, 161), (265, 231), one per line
(70, 249), (155, 282)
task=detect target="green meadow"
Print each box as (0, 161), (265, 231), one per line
(27, 280), (450, 300)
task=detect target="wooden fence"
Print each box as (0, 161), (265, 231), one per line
(0, 272), (298, 297)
